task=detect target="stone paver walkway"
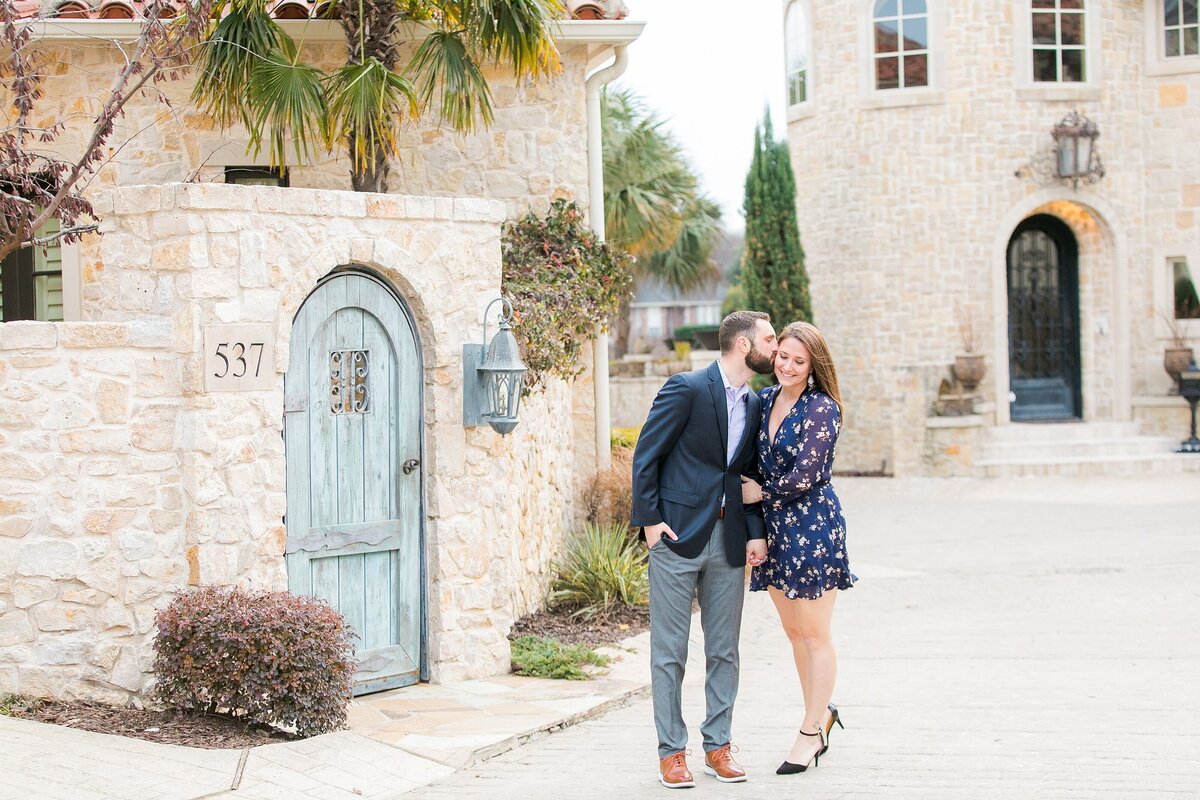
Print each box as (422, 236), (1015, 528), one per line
(408, 474), (1200, 799)
(3, 475), (1198, 799)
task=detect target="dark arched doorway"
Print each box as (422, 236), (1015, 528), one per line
(1006, 214), (1082, 421)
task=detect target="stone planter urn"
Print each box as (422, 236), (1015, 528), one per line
(953, 353), (987, 394)
(1165, 346), (1195, 394)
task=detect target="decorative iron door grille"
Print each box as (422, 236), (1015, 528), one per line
(1006, 215), (1081, 421)
(330, 349), (370, 414)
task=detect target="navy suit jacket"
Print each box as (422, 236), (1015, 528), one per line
(630, 361), (765, 567)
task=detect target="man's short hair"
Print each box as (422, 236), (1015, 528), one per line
(719, 310), (770, 354)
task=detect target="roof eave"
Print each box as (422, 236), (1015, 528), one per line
(28, 17), (646, 45)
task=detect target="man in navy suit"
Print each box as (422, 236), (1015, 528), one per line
(631, 311), (777, 788)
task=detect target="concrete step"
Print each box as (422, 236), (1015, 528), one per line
(985, 421), (1142, 443)
(977, 453), (1200, 478)
(980, 436), (1178, 461)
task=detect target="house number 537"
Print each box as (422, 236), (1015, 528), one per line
(203, 325), (275, 393)
(212, 342), (265, 379)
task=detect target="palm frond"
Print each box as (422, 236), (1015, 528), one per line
(644, 197), (723, 292)
(192, 0), (288, 129)
(463, 0), (562, 78)
(407, 29), (494, 131)
(326, 57), (420, 172)
(245, 40), (330, 167)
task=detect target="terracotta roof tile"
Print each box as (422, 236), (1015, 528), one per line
(16, 0), (628, 21)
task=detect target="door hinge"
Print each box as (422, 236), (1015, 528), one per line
(284, 394), (308, 413)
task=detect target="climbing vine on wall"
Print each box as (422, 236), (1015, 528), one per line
(502, 200), (633, 391)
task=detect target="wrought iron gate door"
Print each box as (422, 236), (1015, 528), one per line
(1006, 215), (1081, 421)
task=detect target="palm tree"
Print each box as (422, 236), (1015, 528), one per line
(602, 88), (722, 356)
(192, 0), (563, 193)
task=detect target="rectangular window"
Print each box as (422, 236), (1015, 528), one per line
(1032, 0), (1087, 82)
(1165, 0), (1200, 58)
(1173, 258), (1200, 319)
(224, 166), (290, 187)
(874, 0), (929, 90)
(0, 218), (64, 323)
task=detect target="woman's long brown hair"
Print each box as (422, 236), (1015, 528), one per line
(778, 321), (844, 417)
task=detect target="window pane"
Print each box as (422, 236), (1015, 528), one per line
(1186, 26), (1200, 54)
(1033, 49), (1059, 81)
(876, 56), (901, 89)
(1061, 48), (1086, 81)
(1175, 260), (1200, 319)
(875, 19), (899, 53)
(1186, 0), (1199, 25)
(1060, 0), (1084, 8)
(902, 0), (926, 13)
(785, 1), (808, 73)
(1060, 12), (1084, 45)
(788, 70), (807, 105)
(1032, 0), (1054, 7)
(875, 0), (898, 17)
(903, 54), (928, 87)
(902, 16), (928, 49)
(1167, 29), (1182, 57)
(1032, 12), (1057, 44)
(1165, 0), (1179, 26)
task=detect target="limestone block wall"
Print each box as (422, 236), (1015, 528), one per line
(788, 1), (1195, 472)
(0, 183), (592, 700)
(30, 31), (591, 221)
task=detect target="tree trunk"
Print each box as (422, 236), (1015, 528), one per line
(349, 137), (389, 193)
(611, 294), (632, 359)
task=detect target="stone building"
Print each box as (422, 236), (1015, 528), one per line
(0, 5), (643, 701)
(782, 0), (1200, 477)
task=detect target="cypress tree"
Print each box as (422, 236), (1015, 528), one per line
(740, 112), (811, 327)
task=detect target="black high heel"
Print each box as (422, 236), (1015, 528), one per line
(820, 703), (844, 755)
(776, 726), (826, 775)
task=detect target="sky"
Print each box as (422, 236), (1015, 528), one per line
(613, 0), (788, 233)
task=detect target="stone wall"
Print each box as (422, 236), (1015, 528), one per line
(0, 183), (593, 699)
(32, 31), (592, 222)
(788, 1), (1199, 472)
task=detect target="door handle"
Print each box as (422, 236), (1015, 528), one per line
(402, 458), (420, 475)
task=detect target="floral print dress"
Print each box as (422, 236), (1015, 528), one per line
(749, 386), (857, 600)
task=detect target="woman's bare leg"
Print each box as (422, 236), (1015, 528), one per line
(769, 587), (838, 766)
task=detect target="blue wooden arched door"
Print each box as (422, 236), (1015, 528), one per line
(284, 269), (424, 693)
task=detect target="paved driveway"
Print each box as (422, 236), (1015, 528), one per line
(409, 475), (1200, 799)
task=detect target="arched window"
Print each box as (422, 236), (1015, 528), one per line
(785, 1), (810, 105)
(873, 0), (928, 90)
(1031, 0), (1087, 82)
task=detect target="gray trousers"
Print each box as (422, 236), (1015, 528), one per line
(648, 520), (745, 758)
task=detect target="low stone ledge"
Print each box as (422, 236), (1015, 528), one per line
(0, 322), (58, 351)
(59, 323), (130, 349)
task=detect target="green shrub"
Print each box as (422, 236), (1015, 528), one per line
(549, 523), (648, 620)
(0, 693), (33, 716)
(673, 324), (720, 350)
(609, 426), (640, 451)
(153, 586), (356, 738)
(510, 636), (610, 680)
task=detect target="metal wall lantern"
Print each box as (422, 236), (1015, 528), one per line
(463, 297), (527, 436)
(1051, 111), (1104, 188)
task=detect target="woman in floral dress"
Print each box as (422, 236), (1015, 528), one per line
(740, 321), (856, 775)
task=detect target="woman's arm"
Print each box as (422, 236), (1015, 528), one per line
(761, 396), (840, 508)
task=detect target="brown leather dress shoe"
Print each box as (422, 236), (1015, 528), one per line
(703, 744), (747, 783)
(658, 751), (695, 789)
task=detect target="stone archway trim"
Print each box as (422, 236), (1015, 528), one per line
(990, 188), (1131, 426)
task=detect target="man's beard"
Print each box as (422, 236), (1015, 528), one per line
(745, 347), (775, 375)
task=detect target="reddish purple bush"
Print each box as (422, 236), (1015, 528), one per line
(153, 586), (357, 737)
